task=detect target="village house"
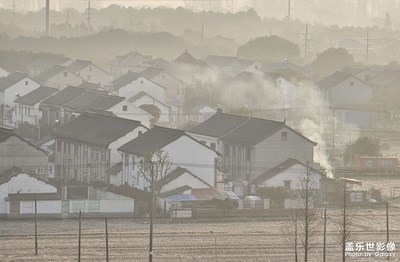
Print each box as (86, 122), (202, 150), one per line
(251, 158), (328, 207)
(117, 126), (220, 190)
(35, 65), (83, 89)
(54, 112), (147, 184)
(140, 66), (186, 105)
(13, 86), (58, 127)
(0, 127), (48, 174)
(109, 51), (152, 79)
(66, 59), (112, 87)
(317, 70), (375, 128)
(172, 50), (213, 83)
(0, 167), (61, 218)
(111, 71), (166, 103)
(189, 111), (316, 182)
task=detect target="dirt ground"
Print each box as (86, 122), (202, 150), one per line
(0, 206), (399, 262)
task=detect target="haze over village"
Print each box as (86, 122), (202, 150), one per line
(0, 0), (399, 261)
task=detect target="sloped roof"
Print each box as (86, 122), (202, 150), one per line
(220, 117), (285, 145)
(252, 158), (325, 184)
(128, 91), (168, 107)
(145, 57), (172, 69)
(112, 71), (142, 91)
(0, 167), (59, 188)
(317, 71), (354, 89)
(113, 51), (152, 67)
(155, 167), (212, 189)
(54, 112), (143, 147)
(66, 60), (92, 73)
(41, 86), (86, 106)
(63, 89), (123, 111)
(140, 67), (164, 79)
(15, 86), (58, 106)
(118, 126), (185, 155)
(35, 65), (71, 82)
(189, 112), (248, 138)
(0, 72), (28, 92)
(174, 51), (208, 67)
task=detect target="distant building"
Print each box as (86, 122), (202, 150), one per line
(54, 112), (147, 184)
(66, 60), (112, 87)
(26, 55), (73, 77)
(35, 65), (83, 89)
(109, 51), (152, 79)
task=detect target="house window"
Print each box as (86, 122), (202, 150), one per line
(89, 66), (92, 72)
(25, 80), (28, 85)
(138, 131), (143, 135)
(281, 132), (288, 141)
(350, 81), (354, 86)
(246, 148), (251, 161)
(140, 80), (144, 84)
(210, 143), (216, 150)
(122, 105), (128, 111)
(64, 72), (68, 77)
(284, 180), (291, 189)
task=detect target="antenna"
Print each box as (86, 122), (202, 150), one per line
(87, 1), (91, 35)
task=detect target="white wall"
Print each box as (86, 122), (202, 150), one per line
(77, 65), (111, 86)
(109, 100), (152, 128)
(324, 77), (372, 106)
(3, 78), (40, 107)
(160, 171), (211, 195)
(259, 163), (321, 190)
(118, 77), (165, 103)
(20, 200), (61, 214)
(68, 199), (134, 213)
(0, 183), (8, 213)
(187, 133), (220, 152)
(44, 72), (83, 89)
(0, 67), (9, 78)
(109, 125), (147, 164)
(130, 94), (171, 123)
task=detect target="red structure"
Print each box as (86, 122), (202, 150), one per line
(352, 155), (398, 172)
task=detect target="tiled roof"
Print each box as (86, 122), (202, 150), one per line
(0, 72), (28, 92)
(317, 71), (354, 89)
(118, 126), (185, 155)
(15, 86), (58, 106)
(54, 112), (144, 147)
(112, 71), (142, 91)
(41, 86), (86, 106)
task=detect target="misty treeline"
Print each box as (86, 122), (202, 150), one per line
(1, 6), (400, 68)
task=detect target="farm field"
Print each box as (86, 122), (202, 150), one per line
(0, 207), (399, 262)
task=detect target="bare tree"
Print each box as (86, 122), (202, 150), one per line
(137, 150), (171, 262)
(283, 164), (322, 262)
(335, 181), (353, 262)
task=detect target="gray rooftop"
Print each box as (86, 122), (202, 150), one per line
(0, 72), (29, 92)
(15, 86), (58, 106)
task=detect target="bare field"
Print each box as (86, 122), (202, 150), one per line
(0, 208), (399, 262)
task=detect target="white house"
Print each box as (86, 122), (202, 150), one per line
(108, 99), (152, 128)
(112, 71), (166, 103)
(0, 168), (61, 217)
(54, 112), (148, 183)
(66, 60), (112, 87)
(140, 67), (186, 105)
(0, 72), (40, 109)
(13, 86), (58, 126)
(35, 65), (83, 89)
(109, 51), (152, 79)
(118, 126), (220, 189)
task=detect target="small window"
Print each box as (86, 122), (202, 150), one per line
(140, 80), (144, 84)
(138, 131), (143, 135)
(122, 105), (128, 111)
(284, 180), (291, 189)
(89, 66), (92, 72)
(281, 132), (288, 141)
(210, 143), (216, 150)
(25, 80), (28, 85)
(350, 81), (354, 86)
(64, 71), (68, 77)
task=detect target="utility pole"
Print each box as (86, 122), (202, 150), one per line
(323, 209), (326, 262)
(12, 0), (15, 24)
(342, 180), (347, 262)
(332, 118), (336, 176)
(201, 21), (204, 42)
(105, 218), (109, 262)
(78, 211), (81, 262)
(35, 195), (38, 255)
(304, 163), (309, 262)
(45, 0), (50, 36)
(365, 30), (370, 65)
(149, 161), (154, 262)
(288, 0), (291, 20)
(386, 201), (389, 260)
(87, 1), (91, 35)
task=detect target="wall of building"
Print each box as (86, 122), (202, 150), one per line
(77, 65), (111, 86)
(3, 78), (40, 107)
(20, 200), (61, 214)
(118, 77), (166, 103)
(45, 73), (82, 89)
